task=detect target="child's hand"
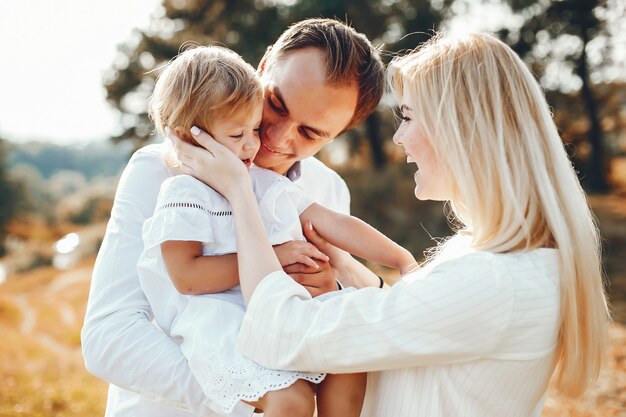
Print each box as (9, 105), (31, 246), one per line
(302, 221), (351, 269)
(398, 250), (419, 276)
(273, 240), (330, 269)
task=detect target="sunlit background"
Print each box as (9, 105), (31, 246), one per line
(0, 0), (625, 416)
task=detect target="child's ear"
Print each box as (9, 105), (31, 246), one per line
(173, 126), (192, 143)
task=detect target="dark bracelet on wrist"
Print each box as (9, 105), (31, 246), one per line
(378, 275), (385, 288)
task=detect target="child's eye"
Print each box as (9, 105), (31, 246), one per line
(230, 133), (244, 141)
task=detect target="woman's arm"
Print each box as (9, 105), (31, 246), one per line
(300, 203), (418, 274)
(238, 253), (514, 374)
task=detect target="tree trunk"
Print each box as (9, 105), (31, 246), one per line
(578, 29), (609, 193)
(365, 111), (386, 170)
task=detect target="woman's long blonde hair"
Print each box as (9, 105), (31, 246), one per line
(388, 33), (608, 397)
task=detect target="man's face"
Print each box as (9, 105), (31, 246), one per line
(254, 47), (359, 175)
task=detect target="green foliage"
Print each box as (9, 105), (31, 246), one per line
(0, 140), (22, 256)
(8, 141), (130, 180)
(106, 0), (289, 147)
(496, 0), (614, 191)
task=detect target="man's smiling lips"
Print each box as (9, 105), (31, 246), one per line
(261, 141), (289, 156)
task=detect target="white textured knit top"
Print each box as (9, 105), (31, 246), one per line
(238, 235), (561, 417)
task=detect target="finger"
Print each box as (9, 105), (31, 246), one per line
(303, 221), (328, 248)
(296, 255), (319, 269)
(299, 241), (330, 262)
(284, 263), (319, 275)
(190, 126), (216, 156)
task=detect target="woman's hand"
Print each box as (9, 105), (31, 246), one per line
(274, 240), (330, 269)
(167, 126), (249, 199)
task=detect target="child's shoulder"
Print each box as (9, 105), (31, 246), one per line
(250, 165), (290, 184)
(158, 174), (227, 206)
(250, 165), (296, 195)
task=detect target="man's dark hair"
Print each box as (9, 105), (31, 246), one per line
(263, 18), (385, 133)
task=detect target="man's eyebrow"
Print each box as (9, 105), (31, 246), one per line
(273, 87), (289, 113)
(274, 86), (331, 138)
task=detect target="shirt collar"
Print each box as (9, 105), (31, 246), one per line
(286, 161), (302, 182)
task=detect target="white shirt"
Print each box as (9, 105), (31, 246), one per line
(137, 169), (323, 415)
(238, 235), (561, 417)
(81, 143), (350, 417)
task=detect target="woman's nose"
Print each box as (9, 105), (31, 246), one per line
(392, 129), (402, 145)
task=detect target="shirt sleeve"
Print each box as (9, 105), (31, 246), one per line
(237, 252), (514, 374)
(296, 157), (351, 215)
(80, 146), (220, 415)
(142, 176), (219, 258)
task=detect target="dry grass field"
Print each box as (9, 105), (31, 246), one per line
(1, 191), (625, 416)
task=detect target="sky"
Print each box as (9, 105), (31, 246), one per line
(0, 1), (623, 146)
(0, 0), (162, 144)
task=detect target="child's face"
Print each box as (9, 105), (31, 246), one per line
(211, 102), (263, 169)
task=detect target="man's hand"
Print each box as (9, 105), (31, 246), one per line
(284, 260), (339, 297)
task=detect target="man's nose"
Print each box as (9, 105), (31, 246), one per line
(267, 120), (294, 149)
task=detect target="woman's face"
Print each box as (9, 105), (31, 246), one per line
(393, 101), (451, 201)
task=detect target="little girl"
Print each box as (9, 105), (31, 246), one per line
(137, 45), (416, 417)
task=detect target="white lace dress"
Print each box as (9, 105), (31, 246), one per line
(137, 165), (326, 415)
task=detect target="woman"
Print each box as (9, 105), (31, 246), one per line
(172, 33), (609, 416)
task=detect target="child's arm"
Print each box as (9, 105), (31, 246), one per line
(299, 203), (418, 275)
(161, 241), (239, 295)
(161, 240), (329, 295)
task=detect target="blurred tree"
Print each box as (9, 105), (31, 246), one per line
(0, 139), (21, 256)
(105, 0), (288, 149)
(498, 0), (616, 192)
(105, 0), (450, 167)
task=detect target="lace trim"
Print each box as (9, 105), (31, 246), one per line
(190, 350), (325, 414)
(159, 202), (232, 217)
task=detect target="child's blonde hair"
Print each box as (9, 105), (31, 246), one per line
(149, 45), (262, 151)
(388, 33), (608, 397)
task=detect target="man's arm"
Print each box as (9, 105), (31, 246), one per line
(80, 146), (217, 415)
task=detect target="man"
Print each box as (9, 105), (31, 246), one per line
(81, 18), (384, 417)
